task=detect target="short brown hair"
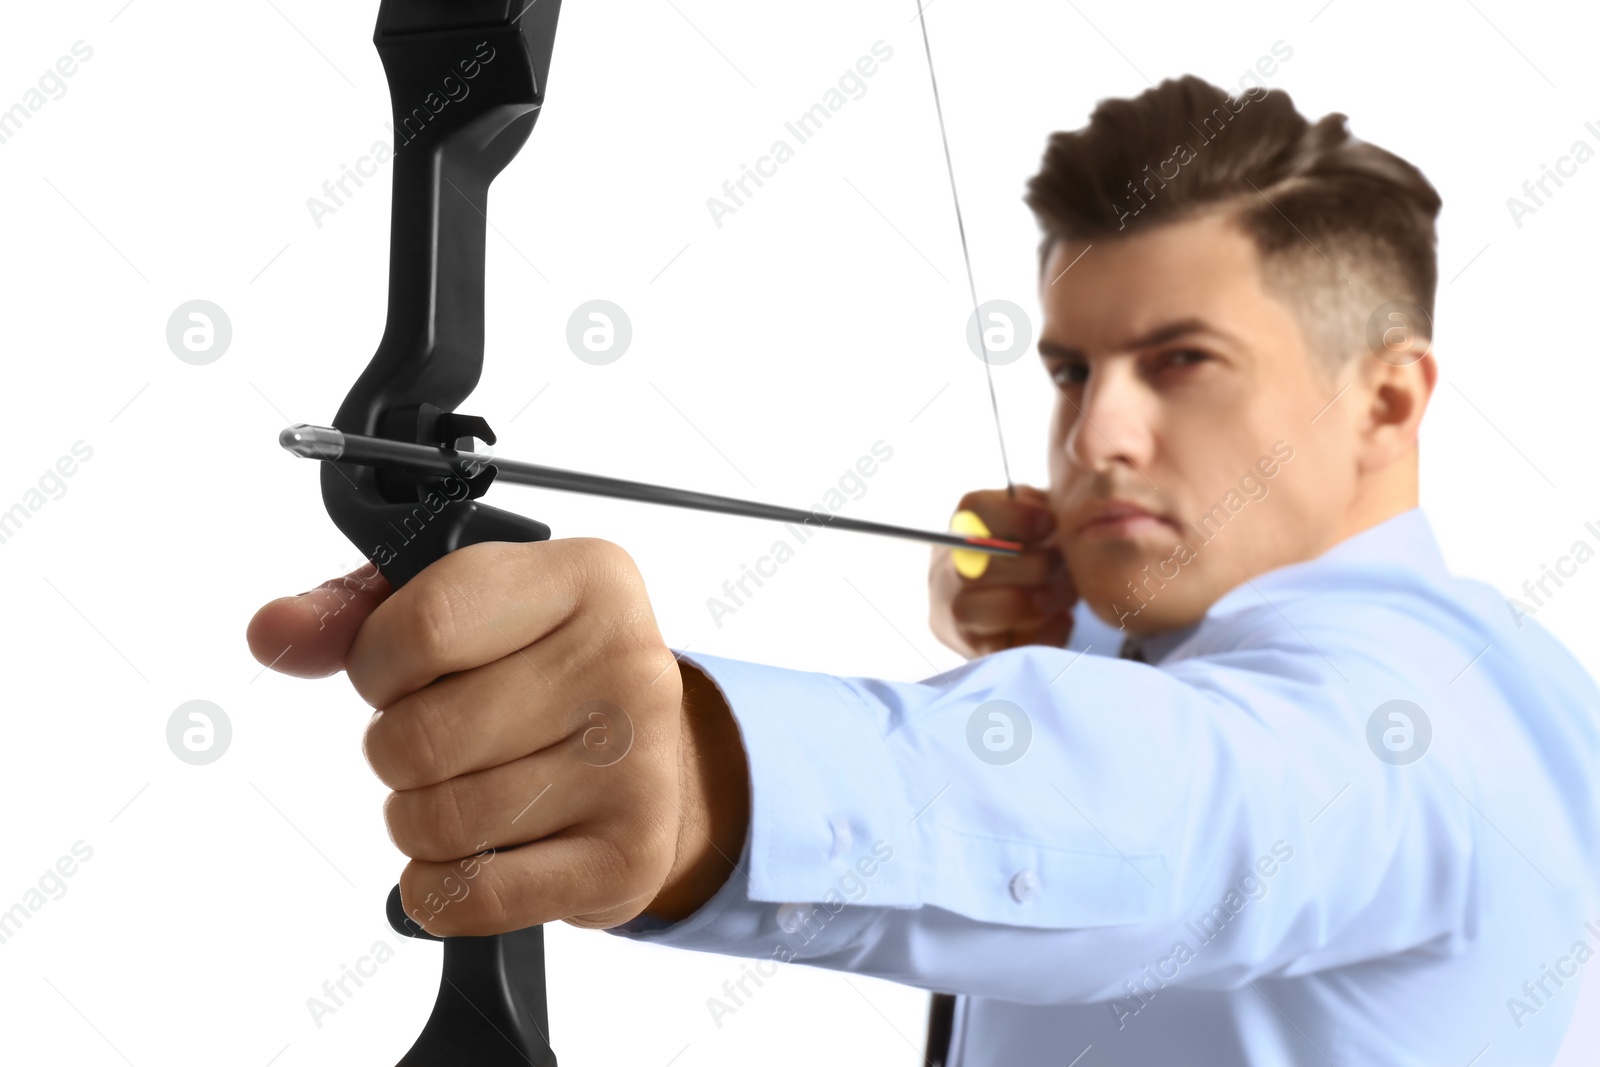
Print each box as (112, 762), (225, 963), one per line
(1024, 75), (1442, 373)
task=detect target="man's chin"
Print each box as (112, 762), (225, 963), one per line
(1080, 592), (1206, 636)
(1063, 535), (1175, 580)
(1069, 555), (1209, 637)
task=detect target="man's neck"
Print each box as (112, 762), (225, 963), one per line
(1331, 447), (1420, 552)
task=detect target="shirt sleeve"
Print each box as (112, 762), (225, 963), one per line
(605, 593), (1511, 1006)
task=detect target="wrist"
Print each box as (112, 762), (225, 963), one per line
(645, 660), (750, 922)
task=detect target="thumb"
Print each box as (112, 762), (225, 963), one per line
(246, 564), (392, 679)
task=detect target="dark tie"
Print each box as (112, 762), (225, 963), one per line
(922, 633), (1150, 1065)
(924, 992), (958, 1067)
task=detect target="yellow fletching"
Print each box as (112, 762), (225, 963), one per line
(949, 509), (993, 579)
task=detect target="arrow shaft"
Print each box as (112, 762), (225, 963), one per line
(282, 425), (1021, 558)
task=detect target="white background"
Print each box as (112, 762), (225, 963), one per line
(1, 0), (1597, 1064)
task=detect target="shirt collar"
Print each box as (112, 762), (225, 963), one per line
(1310, 506), (1445, 577)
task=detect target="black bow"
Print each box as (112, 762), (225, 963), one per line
(304, 4), (1005, 1063)
(320, 3), (563, 1063)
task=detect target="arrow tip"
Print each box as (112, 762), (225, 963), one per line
(280, 424), (346, 461)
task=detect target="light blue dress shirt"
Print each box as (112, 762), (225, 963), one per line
(609, 508), (1600, 1065)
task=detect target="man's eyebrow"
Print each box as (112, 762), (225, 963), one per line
(1037, 318), (1240, 360)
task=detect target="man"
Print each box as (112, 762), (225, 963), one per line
(248, 76), (1600, 1063)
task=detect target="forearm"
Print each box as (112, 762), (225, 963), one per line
(613, 632), (1487, 1001)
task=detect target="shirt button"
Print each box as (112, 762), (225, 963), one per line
(776, 903), (811, 933)
(1010, 870), (1041, 903)
(829, 816), (853, 860)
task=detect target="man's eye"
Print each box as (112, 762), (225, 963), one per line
(1162, 349), (1211, 370)
(1049, 363), (1088, 389)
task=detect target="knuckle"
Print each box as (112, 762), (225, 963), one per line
(366, 691), (456, 789)
(609, 605), (665, 666)
(620, 807), (676, 881)
(396, 865), (433, 928)
(584, 538), (646, 596)
(383, 791), (428, 859)
(949, 589), (992, 627)
(383, 791), (419, 856)
(429, 780), (475, 858)
(386, 780), (472, 862)
(587, 833), (641, 894)
(399, 862), (495, 937)
(428, 777), (470, 851)
(406, 575), (469, 665)
(553, 538), (647, 620)
(955, 488), (994, 511)
(569, 535), (627, 569)
(454, 862), (515, 936)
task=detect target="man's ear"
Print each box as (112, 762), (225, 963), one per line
(1353, 343), (1437, 473)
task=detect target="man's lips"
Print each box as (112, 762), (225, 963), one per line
(1069, 500), (1177, 538)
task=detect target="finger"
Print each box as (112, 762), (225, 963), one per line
(952, 584), (1073, 638)
(364, 649), (559, 790)
(954, 485), (1057, 544)
(347, 538), (641, 710)
(398, 831), (663, 937)
(947, 486), (1059, 580)
(244, 564), (391, 679)
(960, 544), (1064, 589)
(384, 738), (644, 861)
(969, 613), (1074, 656)
(364, 648), (646, 790)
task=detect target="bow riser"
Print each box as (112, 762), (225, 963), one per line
(324, 1), (562, 590)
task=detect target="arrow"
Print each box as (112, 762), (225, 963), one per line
(283, 424), (1022, 558)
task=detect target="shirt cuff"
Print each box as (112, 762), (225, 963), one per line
(605, 649), (921, 950)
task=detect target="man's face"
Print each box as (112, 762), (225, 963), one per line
(1038, 212), (1358, 635)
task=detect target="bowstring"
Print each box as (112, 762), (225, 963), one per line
(914, 0), (1015, 499)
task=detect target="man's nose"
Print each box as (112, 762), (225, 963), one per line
(1063, 361), (1157, 473)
